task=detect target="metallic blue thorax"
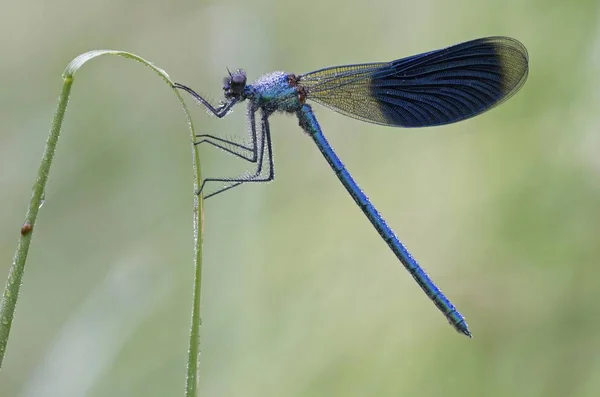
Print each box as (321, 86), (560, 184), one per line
(247, 71), (303, 114)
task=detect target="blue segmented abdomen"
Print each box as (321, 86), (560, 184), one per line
(297, 104), (471, 337)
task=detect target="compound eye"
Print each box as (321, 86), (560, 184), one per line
(229, 70), (247, 94)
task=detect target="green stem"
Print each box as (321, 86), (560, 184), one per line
(181, 87), (204, 397)
(0, 77), (73, 366)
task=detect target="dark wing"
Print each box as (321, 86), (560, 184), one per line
(297, 37), (529, 127)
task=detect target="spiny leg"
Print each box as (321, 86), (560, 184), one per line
(194, 137), (256, 163)
(173, 83), (237, 117)
(193, 112), (259, 163)
(200, 110), (271, 198)
(174, 82), (265, 184)
(198, 109), (261, 197)
(174, 82), (255, 160)
(177, 84), (258, 162)
(198, 108), (262, 197)
(173, 82), (256, 161)
(196, 134), (253, 153)
(173, 82), (274, 198)
(201, 110), (275, 199)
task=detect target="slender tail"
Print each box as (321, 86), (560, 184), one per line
(297, 104), (471, 337)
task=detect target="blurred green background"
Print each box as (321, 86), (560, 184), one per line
(1, 0), (600, 396)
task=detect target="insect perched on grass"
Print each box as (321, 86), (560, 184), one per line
(175, 36), (529, 337)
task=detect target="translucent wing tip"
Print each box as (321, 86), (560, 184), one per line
(485, 36), (529, 104)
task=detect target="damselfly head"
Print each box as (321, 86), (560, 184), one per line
(223, 68), (247, 99)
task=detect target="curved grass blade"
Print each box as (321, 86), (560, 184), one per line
(1, 51), (204, 397)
